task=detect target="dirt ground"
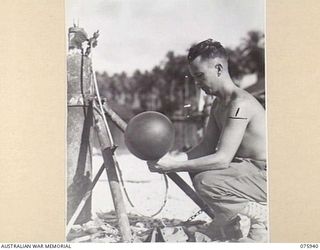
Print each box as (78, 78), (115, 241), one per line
(64, 150), (251, 243)
(91, 150), (211, 222)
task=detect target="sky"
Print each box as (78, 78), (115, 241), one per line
(66, 0), (265, 75)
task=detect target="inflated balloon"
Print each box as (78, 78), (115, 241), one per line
(124, 111), (175, 161)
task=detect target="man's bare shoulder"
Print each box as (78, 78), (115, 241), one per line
(228, 89), (264, 119)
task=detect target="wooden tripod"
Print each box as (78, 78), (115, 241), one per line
(66, 26), (215, 242)
(67, 100), (216, 242)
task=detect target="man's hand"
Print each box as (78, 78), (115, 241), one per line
(147, 153), (186, 173)
(147, 154), (175, 173)
(147, 161), (167, 173)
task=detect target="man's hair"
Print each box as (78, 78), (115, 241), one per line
(187, 39), (228, 63)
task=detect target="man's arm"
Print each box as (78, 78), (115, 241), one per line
(186, 102), (220, 160)
(153, 100), (252, 172)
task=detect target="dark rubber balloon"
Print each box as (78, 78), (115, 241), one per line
(124, 111), (175, 161)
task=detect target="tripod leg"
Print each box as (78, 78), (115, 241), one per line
(66, 164), (105, 235)
(94, 110), (132, 242)
(167, 173), (215, 219)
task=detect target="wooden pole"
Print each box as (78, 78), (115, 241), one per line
(67, 26), (132, 241)
(93, 110), (132, 242)
(101, 102), (215, 220)
(67, 26), (94, 224)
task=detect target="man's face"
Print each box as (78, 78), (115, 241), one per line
(188, 57), (216, 95)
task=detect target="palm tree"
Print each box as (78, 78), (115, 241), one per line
(239, 31), (265, 107)
(239, 31), (265, 78)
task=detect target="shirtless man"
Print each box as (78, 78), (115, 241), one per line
(148, 39), (267, 242)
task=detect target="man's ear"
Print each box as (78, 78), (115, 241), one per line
(215, 63), (223, 77)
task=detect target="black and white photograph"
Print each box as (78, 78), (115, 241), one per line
(65, 0), (267, 243)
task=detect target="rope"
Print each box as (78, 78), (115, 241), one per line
(93, 101), (169, 217)
(90, 51), (169, 218)
(91, 56), (115, 146)
(115, 160), (169, 218)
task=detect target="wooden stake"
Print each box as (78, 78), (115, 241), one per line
(93, 110), (132, 242)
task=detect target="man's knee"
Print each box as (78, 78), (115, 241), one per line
(192, 171), (224, 199)
(192, 172), (207, 194)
